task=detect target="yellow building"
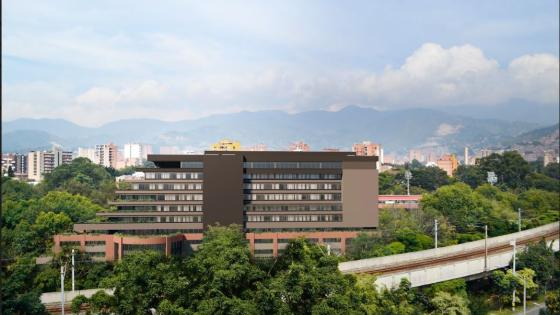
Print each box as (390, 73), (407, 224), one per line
(211, 139), (241, 151)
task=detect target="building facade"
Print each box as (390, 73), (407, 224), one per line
(95, 143), (118, 168)
(77, 147), (96, 162)
(211, 139), (241, 151)
(57, 151), (379, 260)
(436, 154), (458, 177)
(288, 141), (310, 152)
(28, 148), (73, 182)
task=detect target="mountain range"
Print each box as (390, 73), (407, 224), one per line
(2, 106), (558, 154)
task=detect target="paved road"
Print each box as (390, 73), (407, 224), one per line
(517, 302), (545, 315)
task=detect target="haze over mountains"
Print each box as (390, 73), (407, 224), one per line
(3, 104), (559, 154)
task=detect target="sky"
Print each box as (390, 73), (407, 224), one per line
(2, 1), (559, 127)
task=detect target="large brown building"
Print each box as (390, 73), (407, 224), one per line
(56, 151), (379, 260)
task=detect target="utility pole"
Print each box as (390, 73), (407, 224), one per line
(60, 265), (66, 315)
(404, 171), (412, 196)
(484, 225), (488, 272)
(523, 276), (527, 315)
(327, 244), (331, 256)
(71, 249), (75, 292)
(434, 219), (438, 249)
(511, 239), (517, 312)
(518, 208), (522, 232)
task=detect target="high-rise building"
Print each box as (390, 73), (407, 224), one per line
(14, 154), (28, 176)
(464, 147), (470, 166)
(211, 139), (241, 151)
(77, 147), (96, 162)
(353, 141), (382, 168)
(124, 143), (152, 160)
(27, 147), (73, 181)
(352, 141), (380, 157)
(436, 154), (458, 177)
(56, 151), (379, 260)
(288, 141), (310, 152)
(408, 149), (424, 163)
(95, 143), (118, 168)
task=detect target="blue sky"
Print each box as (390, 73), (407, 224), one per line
(2, 1), (559, 126)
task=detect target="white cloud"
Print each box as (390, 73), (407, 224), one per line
(2, 43), (558, 126)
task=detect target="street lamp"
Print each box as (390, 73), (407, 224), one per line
(469, 224), (489, 272)
(510, 239), (517, 311)
(434, 219), (438, 249)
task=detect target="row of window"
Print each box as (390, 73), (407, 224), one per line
(254, 237), (341, 244)
(244, 193), (341, 201)
(130, 183), (203, 190)
(118, 205), (203, 212)
(247, 214), (342, 222)
(244, 173), (342, 180)
(109, 216), (202, 223)
(118, 194), (203, 201)
(243, 162), (342, 169)
(244, 204), (342, 212)
(145, 172), (203, 180)
(244, 183), (340, 190)
(180, 161), (203, 168)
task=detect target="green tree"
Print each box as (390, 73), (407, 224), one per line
(516, 240), (559, 291)
(409, 166), (450, 191)
(33, 211), (72, 240)
(89, 290), (116, 315)
(477, 151), (530, 189)
(1, 256), (48, 315)
(186, 225), (263, 313)
(70, 295), (89, 314)
(101, 251), (184, 314)
(454, 165), (486, 188)
(430, 291), (470, 315)
(525, 173), (560, 192)
(39, 157), (115, 205)
(543, 290), (560, 315)
(543, 162), (560, 180)
(2, 177), (38, 200)
(37, 191), (104, 223)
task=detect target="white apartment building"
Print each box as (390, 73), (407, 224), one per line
(95, 143), (118, 168)
(28, 147), (73, 182)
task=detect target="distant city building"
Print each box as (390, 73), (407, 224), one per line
(383, 153), (396, 165)
(211, 139), (241, 151)
(408, 149), (425, 163)
(246, 144), (268, 151)
(464, 147), (470, 166)
(322, 148), (340, 152)
(124, 143), (153, 160)
(436, 154), (458, 177)
(288, 141), (310, 152)
(14, 154), (28, 176)
(95, 143), (118, 168)
(353, 141), (382, 168)
(543, 150), (558, 166)
(77, 147), (96, 162)
(1, 153), (16, 175)
(352, 141), (380, 157)
(159, 146), (181, 154)
(27, 147), (73, 182)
